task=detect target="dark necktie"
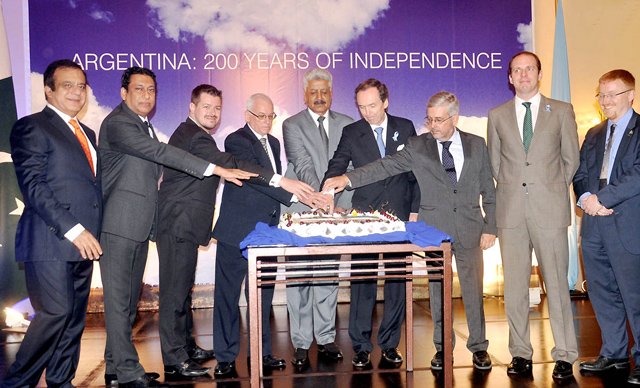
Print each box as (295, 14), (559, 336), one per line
(317, 116), (329, 151)
(374, 126), (385, 157)
(599, 123), (617, 189)
(441, 141), (457, 186)
(522, 102), (533, 152)
(145, 120), (155, 138)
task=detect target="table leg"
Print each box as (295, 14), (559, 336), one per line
(406, 254), (414, 371)
(443, 248), (453, 388)
(247, 253), (261, 387)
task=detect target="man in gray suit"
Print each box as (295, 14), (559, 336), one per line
(323, 91), (496, 371)
(282, 68), (354, 368)
(486, 51), (579, 381)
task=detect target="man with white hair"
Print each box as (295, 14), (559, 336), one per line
(281, 68), (354, 369)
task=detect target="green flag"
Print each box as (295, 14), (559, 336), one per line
(0, 6), (27, 308)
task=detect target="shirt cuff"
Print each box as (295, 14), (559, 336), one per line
(270, 174), (283, 187)
(65, 224), (85, 242)
(291, 194), (299, 202)
(204, 163), (216, 177)
(577, 192), (592, 209)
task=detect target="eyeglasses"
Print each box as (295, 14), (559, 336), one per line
(248, 110), (277, 121)
(133, 86), (156, 96)
(596, 89), (632, 100)
(424, 116), (453, 126)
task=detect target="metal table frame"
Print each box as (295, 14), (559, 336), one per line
(246, 241), (453, 387)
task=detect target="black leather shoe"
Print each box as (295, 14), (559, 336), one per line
(472, 351), (492, 370)
(318, 342), (343, 361)
(579, 356), (630, 372)
(381, 348), (403, 364)
(119, 375), (163, 387)
(187, 345), (215, 362)
(105, 373), (160, 386)
(507, 357), (532, 376)
(628, 366), (640, 385)
(292, 348), (310, 368)
(263, 354), (286, 370)
(430, 351), (444, 371)
(352, 351), (371, 368)
(164, 359), (210, 378)
(552, 360), (573, 380)
(214, 361), (236, 377)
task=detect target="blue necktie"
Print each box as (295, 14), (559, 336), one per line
(374, 126), (385, 158)
(441, 141), (457, 186)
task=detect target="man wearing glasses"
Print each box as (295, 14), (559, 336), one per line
(323, 91), (496, 372)
(574, 69), (640, 385)
(323, 78), (419, 369)
(486, 51), (579, 381)
(212, 93), (326, 377)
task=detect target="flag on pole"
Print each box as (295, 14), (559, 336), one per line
(0, 5), (27, 307)
(550, 0), (579, 290)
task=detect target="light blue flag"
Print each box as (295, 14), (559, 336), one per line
(550, 0), (579, 290)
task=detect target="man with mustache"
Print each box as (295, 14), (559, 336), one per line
(281, 69), (354, 369)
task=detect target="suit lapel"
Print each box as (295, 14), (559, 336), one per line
(458, 130), (471, 183)
(385, 116), (396, 156)
(268, 134), (282, 174)
(425, 134), (451, 185)
(611, 112), (640, 180)
(242, 125), (275, 173)
(356, 120), (381, 159)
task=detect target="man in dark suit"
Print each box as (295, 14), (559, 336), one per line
(211, 93), (322, 377)
(574, 69), (640, 385)
(99, 67), (265, 388)
(324, 91), (496, 371)
(282, 69), (354, 368)
(3, 59), (102, 388)
(323, 78), (419, 369)
(156, 84), (311, 379)
(487, 51), (579, 381)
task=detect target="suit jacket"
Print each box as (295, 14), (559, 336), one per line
(573, 110), (640, 254)
(213, 125), (293, 247)
(347, 130), (496, 248)
(487, 95), (579, 229)
(157, 118), (275, 246)
(282, 109), (354, 212)
(324, 114), (419, 221)
(11, 106), (102, 262)
(99, 102), (210, 242)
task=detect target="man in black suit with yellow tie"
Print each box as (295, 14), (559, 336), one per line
(3, 59), (102, 387)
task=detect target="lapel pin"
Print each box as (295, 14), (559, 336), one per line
(629, 130), (634, 136)
(545, 104), (551, 112)
(393, 131), (399, 142)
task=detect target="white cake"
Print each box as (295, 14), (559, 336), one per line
(279, 210), (405, 238)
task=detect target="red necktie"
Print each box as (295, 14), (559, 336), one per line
(69, 118), (95, 175)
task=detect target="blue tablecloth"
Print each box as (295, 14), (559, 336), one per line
(240, 221), (453, 258)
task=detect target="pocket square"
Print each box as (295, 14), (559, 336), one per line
(396, 144), (405, 151)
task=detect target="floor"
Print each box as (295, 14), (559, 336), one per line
(0, 293), (634, 387)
